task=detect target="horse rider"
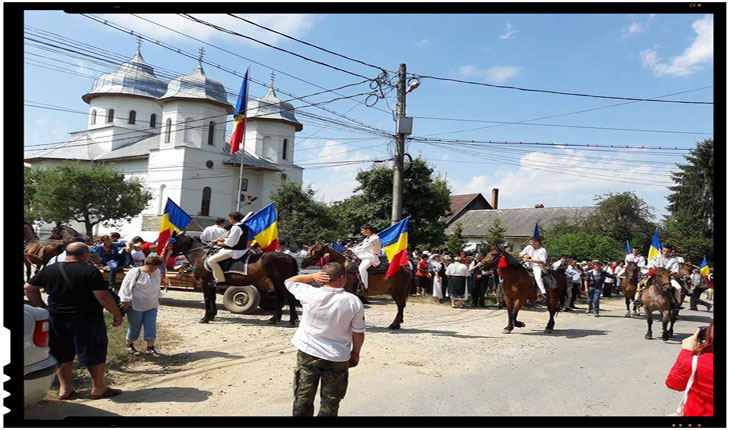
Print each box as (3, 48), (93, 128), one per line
(635, 245), (683, 308)
(206, 211), (252, 288)
(349, 224), (382, 291)
(625, 247), (647, 268)
(199, 217), (228, 245)
(519, 236), (548, 302)
(671, 248), (685, 264)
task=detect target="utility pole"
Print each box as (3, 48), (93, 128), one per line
(391, 63), (407, 225)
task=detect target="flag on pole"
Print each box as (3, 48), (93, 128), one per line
(378, 216), (411, 277)
(331, 242), (346, 253)
(626, 240), (631, 255)
(157, 199), (192, 253)
(699, 256), (710, 277)
(533, 222), (540, 238)
(229, 67), (250, 155)
(244, 203), (278, 252)
(647, 228), (662, 262)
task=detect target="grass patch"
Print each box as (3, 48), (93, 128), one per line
(52, 310), (180, 389)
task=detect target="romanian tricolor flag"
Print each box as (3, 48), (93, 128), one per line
(626, 240), (631, 255)
(229, 67), (250, 155)
(378, 216), (410, 278)
(699, 256), (710, 277)
(244, 202), (278, 252)
(157, 198), (192, 252)
(647, 228), (662, 262)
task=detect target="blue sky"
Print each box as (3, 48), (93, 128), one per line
(23, 12), (714, 221)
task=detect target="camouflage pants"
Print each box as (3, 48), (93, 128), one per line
(292, 350), (349, 417)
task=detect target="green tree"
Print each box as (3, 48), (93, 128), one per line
(479, 218), (507, 253)
(332, 158), (451, 249)
(445, 223), (468, 255)
(32, 162), (153, 235)
(544, 233), (623, 262)
(583, 191), (654, 250)
(662, 138), (713, 263)
(24, 167), (43, 222)
(270, 179), (339, 245)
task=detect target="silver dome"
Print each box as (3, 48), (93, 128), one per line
(247, 87), (303, 131)
(82, 50), (167, 103)
(157, 63), (233, 113)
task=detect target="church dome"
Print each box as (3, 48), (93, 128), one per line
(82, 49), (167, 103)
(247, 86), (303, 131)
(157, 62), (234, 113)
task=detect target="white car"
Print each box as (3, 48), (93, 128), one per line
(24, 303), (57, 406)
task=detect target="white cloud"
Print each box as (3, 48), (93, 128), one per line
(499, 22), (518, 40)
(301, 140), (378, 203)
(447, 149), (671, 213)
(455, 65), (522, 83)
(96, 14), (318, 49)
(74, 59), (94, 75)
(627, 22), (644, 35)
(415, 38), (428, 47)
(640, 15), (713, 77)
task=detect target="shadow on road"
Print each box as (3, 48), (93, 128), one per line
(108, 387), (213, 403)
(24, 400), (123, 419)
(366, 326), (493, 339)
(520, 328), (610, 339)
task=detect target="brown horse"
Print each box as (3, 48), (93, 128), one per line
(481, 246), (566, 334)
(640, 268), (678, 341)
(169, 232), (300, 326)
(620, 262), (641, 317)
(301, 242), (412, 330)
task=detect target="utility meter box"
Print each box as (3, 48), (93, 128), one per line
(396, 116), (413, 135)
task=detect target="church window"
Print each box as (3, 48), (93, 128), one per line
(200, 187), (211, 217)
(107, 109), (115, 123)
(158, 184), (166, 215)
(282, 139), (288, 160)
(207, 121), (215, 146)
(184, 117), (194, 143)
(241, 178), (248, 192)
(90, 110), (97, 125)
(150, 114), (157, 128)
(128, 110), (136, 125)
(165, 118), (172, 143)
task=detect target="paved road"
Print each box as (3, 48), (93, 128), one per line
(23, 293), (713, 418)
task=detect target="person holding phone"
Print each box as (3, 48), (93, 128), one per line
(665, 322), (714, 416)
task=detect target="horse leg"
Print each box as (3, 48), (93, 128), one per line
(513, 301), (525, 328)
(624, 297), (632, 318)
(200, 282), (215, 323)
(645, 311), (653, 340)
(668, 309), (677, 337)
(502, 298), (514, 334)
(545, 293), (557, 333)
(388, 284), (407, 330)
(661, 311), (670, 341)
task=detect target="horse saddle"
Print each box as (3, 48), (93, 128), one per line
(528, 270), (558, 291)
(346, 255), (391, 276)
(203, 249), (261, 276)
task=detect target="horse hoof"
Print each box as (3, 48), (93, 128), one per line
(387, 324), (401, 330)
(199, 318), (210, 324)
(515, 321), (525, 328)
(668, 330), (674, 337)
(502, 328), (512, 334)
(624, 312), (631, 318)
(645, 334), (652, 340)
(662, 335), (670, 342)
(544, 328), (553, 333)
(287, 321), (297, 328)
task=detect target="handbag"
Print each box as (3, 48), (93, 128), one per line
(58, 262), (126, 317)
(667, 354), (699, 416)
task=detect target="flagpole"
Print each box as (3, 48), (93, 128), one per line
(236, 66), (250, 213)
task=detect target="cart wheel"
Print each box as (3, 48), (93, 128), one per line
(223, 285), (261, 314)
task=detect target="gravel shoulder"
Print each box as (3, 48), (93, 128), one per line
(24, 290), (714, 418)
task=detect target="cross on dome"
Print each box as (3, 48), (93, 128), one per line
(198, 47), (206, 65)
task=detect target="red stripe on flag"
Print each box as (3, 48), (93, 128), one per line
(229, 117), (246, 155)
(261, 238), (278, 253)
(386, 249), (409, 277)
(158, 229), (171, 252)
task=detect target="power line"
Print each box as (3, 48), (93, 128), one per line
(413, 74), (713, 105)
(178, 13), (373, 81)
(409, 136), (691, 152)
(226, 14), (391, 75)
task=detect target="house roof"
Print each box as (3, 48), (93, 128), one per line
(25, 133), (158, 162)
(95, 135), (160, 160)
(444, 193), (491, 224)
(445, 206), (596, 238)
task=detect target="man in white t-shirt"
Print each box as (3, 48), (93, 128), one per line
(285, 262), (366, 417)
(625, 247), (647, 268)
(519, 236), (548, 301)
(552, 257), (567, 271)
(199, 218), (228, 245)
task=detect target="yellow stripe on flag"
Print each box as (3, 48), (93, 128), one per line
(254, 221), (278, 249)
(647, 246), (660, 262)
(383, 232), (408, 261)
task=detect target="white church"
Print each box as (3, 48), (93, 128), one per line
(25, 45), (304, 240)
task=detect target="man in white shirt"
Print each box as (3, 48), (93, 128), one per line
(285, 262), (365, 417)
(640, 245), (683, 307)
(206, 211), (252, 288)
(625, 247), (647, 268)
(670, 248), (685, 264)
(199, 218), (228, 245)
(552, 257), (567, 271)
(350, 224), (382, 291)
(519, 236), (548, 301)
